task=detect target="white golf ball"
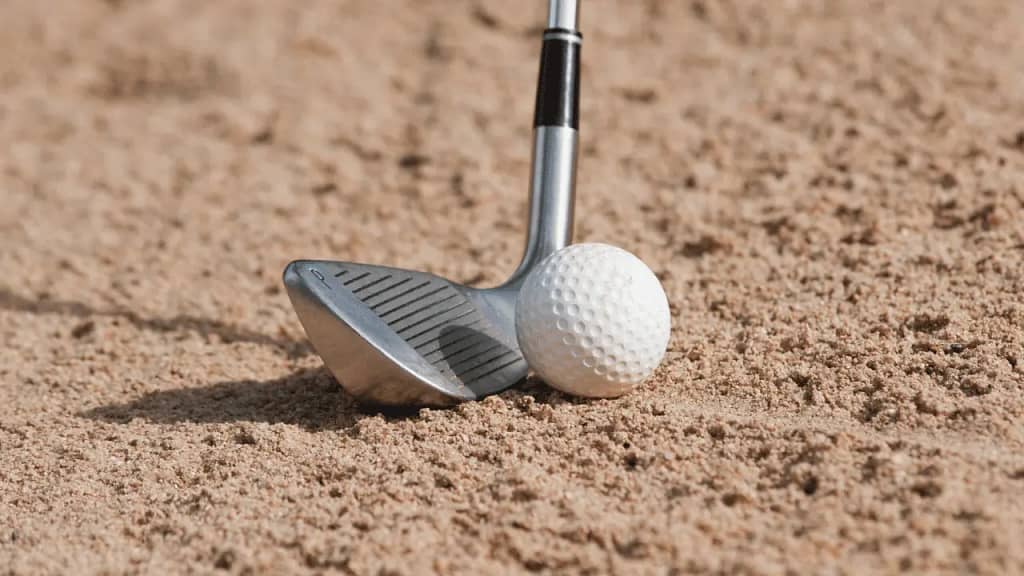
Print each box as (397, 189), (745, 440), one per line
(515, 243), (671, 398)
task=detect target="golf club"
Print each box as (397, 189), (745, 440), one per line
(283, 0), (582, 406)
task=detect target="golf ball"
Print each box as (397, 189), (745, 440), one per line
(515, 243), (671, 398)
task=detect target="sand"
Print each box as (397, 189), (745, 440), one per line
(2, 0), (1023, 573)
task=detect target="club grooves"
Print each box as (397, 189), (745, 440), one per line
(371, 281), (433, 312)
(466, 357), (526, 384)
(384, 291), (457, 325)
(342, 271), (371, 286)
(352, 274), (392, 293)
(362, 277), (412, 302)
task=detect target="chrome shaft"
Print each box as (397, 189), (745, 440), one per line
(548, 0), (580, 30)
(505, 0), (581, 287)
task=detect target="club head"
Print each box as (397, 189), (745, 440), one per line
(283, 260), (526, 406)
(281, 1), (582, 406)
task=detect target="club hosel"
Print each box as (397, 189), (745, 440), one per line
(506, 26), (581, 288)
(505, 126), (578, 287)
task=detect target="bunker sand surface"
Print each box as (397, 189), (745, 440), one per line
(2, 0), (1024, 573)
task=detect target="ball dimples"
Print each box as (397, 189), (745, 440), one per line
(515, 243), (671, 397)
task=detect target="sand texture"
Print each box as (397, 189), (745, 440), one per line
(2, 0), (1023, 574)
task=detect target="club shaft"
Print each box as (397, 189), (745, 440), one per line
(548, 0), (580, 30)
(506, 0), (581, 287)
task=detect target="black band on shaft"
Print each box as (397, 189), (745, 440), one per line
(533, 30), (581, 129)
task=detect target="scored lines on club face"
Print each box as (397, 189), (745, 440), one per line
(327, 265), (525, 389)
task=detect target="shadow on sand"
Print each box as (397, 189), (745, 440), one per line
(0, 286), (311, 359)
(82, 368), (380, 431)
(80, 368), (425, 431)
(0, 286), (428, 429)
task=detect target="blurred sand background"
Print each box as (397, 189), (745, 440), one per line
(1, 0), (1023, 573)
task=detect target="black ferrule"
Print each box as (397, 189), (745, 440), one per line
(533, 30), (581, 129)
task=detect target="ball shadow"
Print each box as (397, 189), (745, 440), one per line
(435, 325), (529, 397)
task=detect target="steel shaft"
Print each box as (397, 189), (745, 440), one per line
(505, 0), (581, 288)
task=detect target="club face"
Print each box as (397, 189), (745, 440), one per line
(283, 260), (526, 406)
